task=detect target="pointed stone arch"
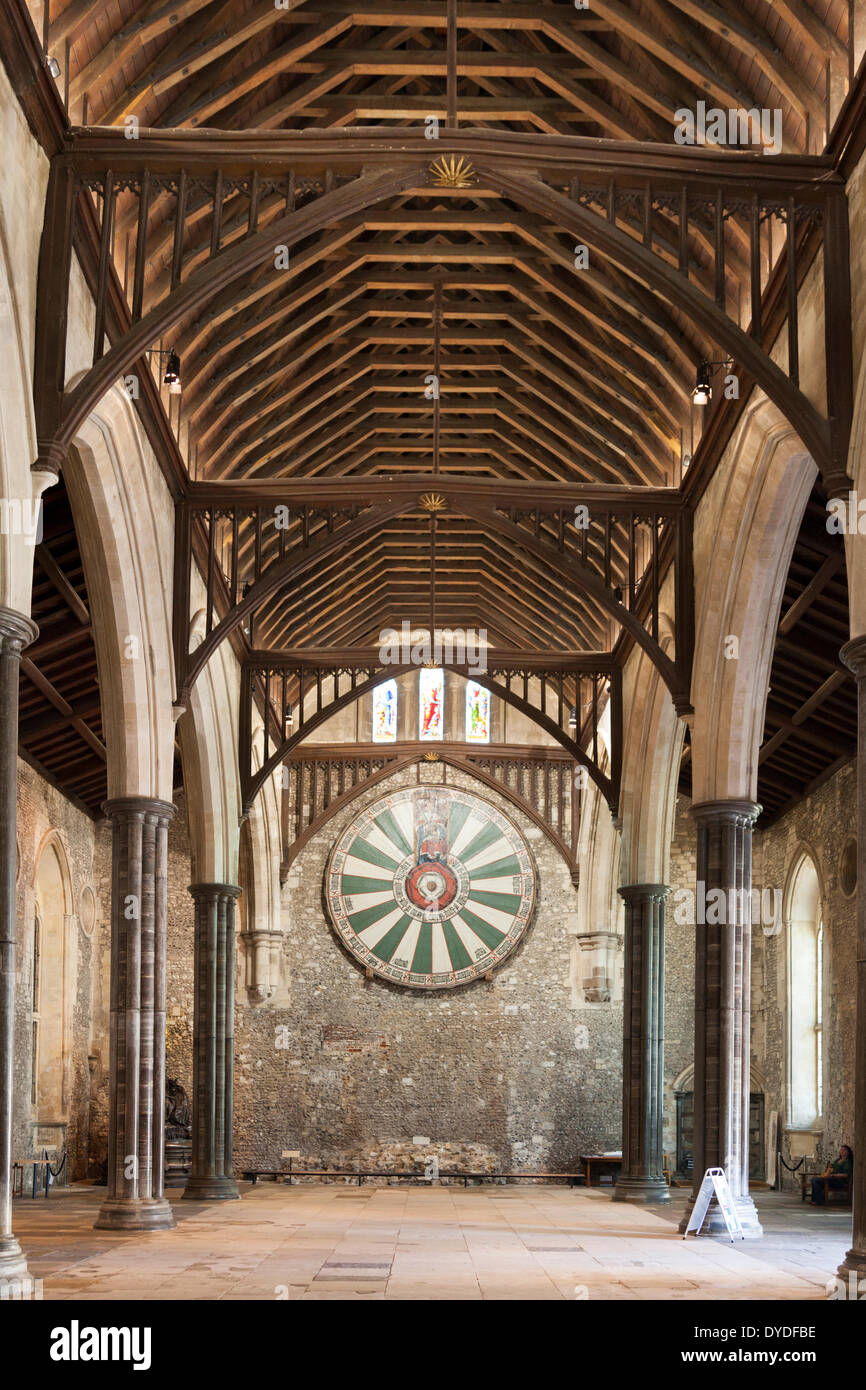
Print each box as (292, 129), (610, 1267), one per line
(64, 382), (176, 800)
(689, 395), (817, 803)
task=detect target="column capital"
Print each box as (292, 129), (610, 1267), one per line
(0, 607), (38, 652)
(690, 798), (761, 828)
(840, 635), (866, 678)
(33, 439), (65, 479)
(102, 796), (176, 824)
(618, 883), (670, 904)
(189, 882), (242, 902)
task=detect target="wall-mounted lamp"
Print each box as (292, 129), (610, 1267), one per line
(150, 347), (182, 394)
(691, 357), (734, 407)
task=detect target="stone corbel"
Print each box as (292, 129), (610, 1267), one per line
(574, 930), (622, 1006)
(242, 928), (283, 1004)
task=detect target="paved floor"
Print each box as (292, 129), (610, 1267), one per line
(8, 1183), (852, 1300)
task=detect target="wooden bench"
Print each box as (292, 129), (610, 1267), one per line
(799, 1168), (853, 1207)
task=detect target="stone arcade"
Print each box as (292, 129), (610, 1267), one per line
(0, 0), (865, 1303)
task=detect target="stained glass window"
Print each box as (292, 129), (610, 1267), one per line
(465, 681), (490, 742)
(419, 668), (444, 740)
(372, 679), (397, 742)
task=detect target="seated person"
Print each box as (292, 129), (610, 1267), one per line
(810, 1144), (853, 1204)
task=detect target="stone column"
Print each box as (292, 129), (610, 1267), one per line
(95, 798), (176, 1231)
(838, 637), (866, 1283)
(679, 800), (762, 1237)
(183, 884), (241, 1201)
(0, 609), (38, 1281)
(613, 885), (670, 1204)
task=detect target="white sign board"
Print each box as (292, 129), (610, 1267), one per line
(682, 1167), (745, 1242)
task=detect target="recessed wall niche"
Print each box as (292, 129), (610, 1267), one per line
(839, 837), (857, 898)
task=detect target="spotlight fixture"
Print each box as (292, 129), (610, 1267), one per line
(163, 350), (182, 394)
(46, 55), (61, 79)
(691, 361), (712, 406)
(285, 706), (294, 730)
(569, 706), (578, 732)
(691, 357), (734, 407)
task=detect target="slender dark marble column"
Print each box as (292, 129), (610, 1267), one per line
(838, 636), (866, 1284)
(0, 609), (37, 1281)
(95, 797), (176, 1231)
(613, 884), (670, 1204)
(679, 800), (762, 1237)
(183, 884), (241, 1201)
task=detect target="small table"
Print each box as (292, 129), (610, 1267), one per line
(581, 1154), (622, 1187)
(12, 1158), (52, 1198)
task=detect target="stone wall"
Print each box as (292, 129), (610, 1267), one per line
(231, 761), (623, 1176)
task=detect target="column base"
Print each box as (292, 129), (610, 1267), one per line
(678, 1193), (763, 1239)
(0, 1235), (30, 1281)
(181, 1175), (241, 1202)
(94, 1197), (176, 1231)
(836, 1247), (866, 1290)
(612, 1176), (671, 1204)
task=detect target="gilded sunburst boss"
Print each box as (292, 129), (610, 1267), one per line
(325, 786), (537, 988)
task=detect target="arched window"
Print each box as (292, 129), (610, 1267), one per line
(785, 853), (823, 1131)
(372, 679), (397, 742)
(465, 681), (490, 742)
(419, 668), (444, 740)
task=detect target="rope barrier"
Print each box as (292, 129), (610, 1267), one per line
(44, 1148), (68, 1182)
(777, 1152), (805, 1172)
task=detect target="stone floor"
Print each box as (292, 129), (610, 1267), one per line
(8, 1182), (852, 1300)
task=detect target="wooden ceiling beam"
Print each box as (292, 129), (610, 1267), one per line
(34, 542), (90, 624)
(256, 524), (613, 649)
(197, 318), (666, 472)
(665, 0), (823, 124)
(588, 0), (769, 131)
(68, 0), (215, 107)
(772, 0), (848, 69)
(778, 552), (844, 635)
(20, 656), (106, 762)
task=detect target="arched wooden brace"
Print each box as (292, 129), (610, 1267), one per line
(175, 498), (408, 703)
(241, 663), (620, 817)
(457, 498), (691, 713)
(38, 145), (848, 493)
(474, 160), (846, 486)
(49, 164), (428, 456)
(176, 497), (689, 717)
(282, 749), (581, 881)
